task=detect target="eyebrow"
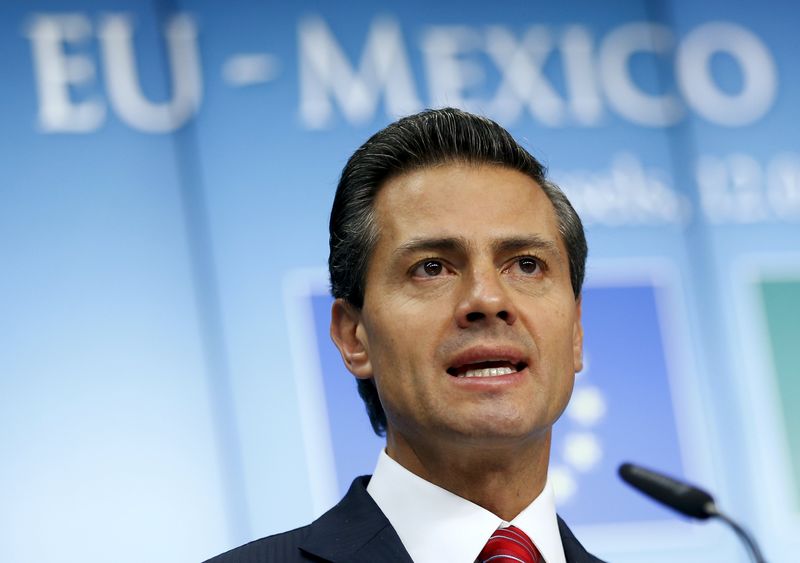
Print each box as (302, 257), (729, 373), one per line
(393, 235), (561, 258)
(493, 235), (561, 257)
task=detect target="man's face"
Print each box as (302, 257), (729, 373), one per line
(333, 163), (583, 452)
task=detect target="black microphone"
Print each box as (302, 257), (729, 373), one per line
(618, 462), (767, 563)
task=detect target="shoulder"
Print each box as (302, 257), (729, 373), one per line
(202, 524), (314, 563)
(203, 476), (385, 563)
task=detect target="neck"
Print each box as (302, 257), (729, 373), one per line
(385, 429), (551, 521)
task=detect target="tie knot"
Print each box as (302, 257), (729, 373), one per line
(478, 525), (542, 563)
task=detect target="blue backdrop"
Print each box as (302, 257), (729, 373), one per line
(2, 1), (799, 561)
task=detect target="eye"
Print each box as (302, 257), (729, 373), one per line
(511, 256), (543, 275)
(412, 259), (446, 277)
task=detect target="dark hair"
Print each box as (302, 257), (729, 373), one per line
(328, 108), (587, 436)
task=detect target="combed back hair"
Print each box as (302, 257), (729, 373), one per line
(328, 107), (587, 436)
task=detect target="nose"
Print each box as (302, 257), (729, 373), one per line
(454, 268), (518, 328)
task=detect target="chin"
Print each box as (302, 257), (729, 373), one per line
(443, 415), (551, 445)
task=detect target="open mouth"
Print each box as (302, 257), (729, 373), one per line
(446, 360), (528, 378)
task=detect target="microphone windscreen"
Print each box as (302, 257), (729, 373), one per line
(619, 462), (715, 520)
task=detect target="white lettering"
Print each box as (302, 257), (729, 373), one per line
(420, 26), (484, 112)
(299, 16), (421, 128)
(25, 13), (105, 132)
(599, 23), (683, 127)
(766, 153), (800, 218)
(484, 26), (565, 125)
(98, 14), (202, 133)
(24, 15), (781, 133)
(555, 153), (688, 226)
(699, 153), (800, 223)
(561, 25), (602, 126)
(676, 22), (777, 126)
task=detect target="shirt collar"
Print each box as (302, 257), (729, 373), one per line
(366, 449), (566, 563)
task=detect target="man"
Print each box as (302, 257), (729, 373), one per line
(207, 108), (603, 562)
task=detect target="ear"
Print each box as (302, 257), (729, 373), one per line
(573, 296), (584, 373)
(330, 298), (373, 380)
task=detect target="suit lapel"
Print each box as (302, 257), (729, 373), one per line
(299, 476), (414, 563)
(557, 516), (605, 563)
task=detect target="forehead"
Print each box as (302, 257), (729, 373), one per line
(372, 163), (561, 247)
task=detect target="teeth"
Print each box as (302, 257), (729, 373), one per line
(461, 366), (515, 378)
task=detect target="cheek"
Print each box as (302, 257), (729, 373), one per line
(365, 316), (438, 398)
(538, 320), (581, 376)
(554, 373), (576, 420)
(363, 315), (414, 381)
(365, 297), (441, 361)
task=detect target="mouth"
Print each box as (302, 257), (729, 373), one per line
(446, 360), (528, 378)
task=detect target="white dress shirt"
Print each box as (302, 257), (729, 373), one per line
(367, 450), (567, 563)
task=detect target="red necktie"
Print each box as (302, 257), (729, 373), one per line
(478, 525), (543, 563)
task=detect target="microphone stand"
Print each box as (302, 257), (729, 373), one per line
(704, 502), (766, 563)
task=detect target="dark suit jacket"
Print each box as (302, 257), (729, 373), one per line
(205, 476), (605, 563)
